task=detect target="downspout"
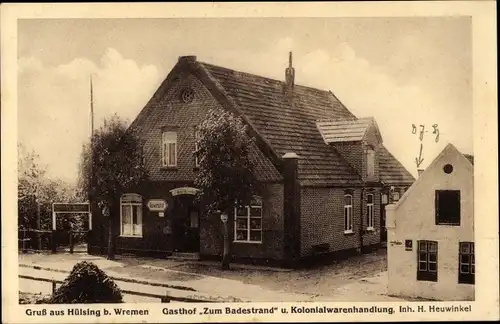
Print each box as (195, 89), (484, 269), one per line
(359, 186), (365, 254)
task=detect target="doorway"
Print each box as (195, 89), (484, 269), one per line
(171, 195), (200, 253)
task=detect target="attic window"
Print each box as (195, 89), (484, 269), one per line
(366, 147), (375, 178)
(181, 88), (195, 103)
(443, 164), (454, 174)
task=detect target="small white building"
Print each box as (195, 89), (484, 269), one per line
(386, 143), (474, 301)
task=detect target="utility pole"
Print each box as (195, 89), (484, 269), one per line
(88, 75), (95, 254)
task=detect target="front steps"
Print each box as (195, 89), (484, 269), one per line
(169, 252), (200, 261)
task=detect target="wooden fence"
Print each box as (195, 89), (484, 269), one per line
(19, 274), (213, 303)
(19, 229), (88, 254)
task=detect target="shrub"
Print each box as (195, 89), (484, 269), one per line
(47, 261), (123, 304)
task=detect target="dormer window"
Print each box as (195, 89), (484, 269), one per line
(367, 147), (375, 178)
(162, 131), (177, 167)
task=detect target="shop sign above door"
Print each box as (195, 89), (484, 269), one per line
(170, 187), (199, 196)
(147, 199), (167, 212)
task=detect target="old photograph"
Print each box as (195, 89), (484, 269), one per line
(2, 2), (498, 323)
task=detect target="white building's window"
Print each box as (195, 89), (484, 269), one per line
(194, 129), (200, 168)
(120, 194), (143, 237)
(367, 194), (374, 230)
(417, 240), (438, 282)
(234, 196), (262, 243)
(366, 148), (375, 178)
(344, 194), (353, 233)
(459, 242), (475, 284)
(435, 190), (461, 225)
(162, 131), (177, 167)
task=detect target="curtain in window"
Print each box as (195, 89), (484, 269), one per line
(122, 205), (132, 236)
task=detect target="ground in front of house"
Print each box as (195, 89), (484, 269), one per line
(18, 248), (408, 302)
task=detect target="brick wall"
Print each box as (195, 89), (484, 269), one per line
(300, 186), (382, 257)
(139, 73), (221, 181)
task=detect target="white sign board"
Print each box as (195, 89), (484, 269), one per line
(170, 187), (199, 196)
(147, 199), (167, 211)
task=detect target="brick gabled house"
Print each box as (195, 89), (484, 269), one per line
(88, 54), (414, 267)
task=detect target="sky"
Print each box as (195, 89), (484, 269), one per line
(17, 17), (473, 184)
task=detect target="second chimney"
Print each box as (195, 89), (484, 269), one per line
(417, 169), (424, 177)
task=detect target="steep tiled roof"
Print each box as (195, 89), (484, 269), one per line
(131, 57), (414, 186)
(378, 146), (415, 185)
(201, 63), (363, 185)
(316, 118), (374, 144)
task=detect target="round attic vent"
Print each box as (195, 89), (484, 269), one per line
(181, 88), (195, 103)
(443, 164), (454, 174)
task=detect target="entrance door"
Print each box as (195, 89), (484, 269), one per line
(171, 196), (200, 253)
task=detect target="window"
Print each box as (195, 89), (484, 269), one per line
(120, 194), (143, 237)
(234, 196), (262, 243)
(417, 240), (438, 282)
(344, 194), (353, 233)
(162, 131), (177, 167)
(381, 193), (388, 205)
(393, 191), (400, 201)
(366, 194), (374, 230)
(435, 190), (461, 225)
(443, 164), (454, 174)
(459, 242), (475, 284)
(366, 148), (375, 178)
(181, 88), (195, 103)
(194, 129), (200, 168)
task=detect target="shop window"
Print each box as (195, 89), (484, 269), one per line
(120, 194), (143, 237)
(458, 242), (475, 284)
(435, 190), (461, 225)
(234, 196), (262, 243)
(417, 240), (438, 282)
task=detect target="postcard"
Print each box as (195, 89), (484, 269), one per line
(1, 1), (498, 323)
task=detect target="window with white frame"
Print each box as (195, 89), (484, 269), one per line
(161, 131), (177, 167)
(366, 147), (375, 178)
(458, 242), (475, 284)
(344, 194), (353, 232)
(417, 240), (438, 282)
(120, 193), (143, 237)
(234, 196), (263, 243)
(367, 194), (374, 230)
(194, 129), (200, 168)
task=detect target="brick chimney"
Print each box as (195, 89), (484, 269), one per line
(285, 52), (295, 93)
